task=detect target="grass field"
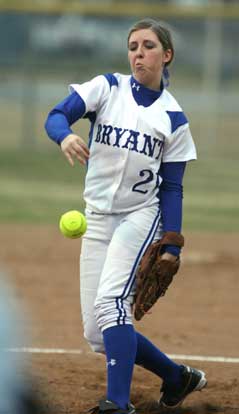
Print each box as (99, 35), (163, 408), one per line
(0, 149), (85, 224)
(1, 148), (238, 232)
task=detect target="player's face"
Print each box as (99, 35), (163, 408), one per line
(128, 29), (172, 90)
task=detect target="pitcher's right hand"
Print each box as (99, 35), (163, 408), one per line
(61, 134), (90, 166)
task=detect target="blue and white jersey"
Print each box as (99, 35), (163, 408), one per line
(69, 73), (196, 214)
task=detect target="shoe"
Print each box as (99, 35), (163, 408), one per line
(88, 399), (136, 414)
(159, 365), (207, 409)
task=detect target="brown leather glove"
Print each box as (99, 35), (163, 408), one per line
(134, 232), (184, 321)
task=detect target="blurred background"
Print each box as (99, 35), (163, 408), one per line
(0, 0), (239, 231)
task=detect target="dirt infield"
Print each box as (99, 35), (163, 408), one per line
(0, 225), (239, 413)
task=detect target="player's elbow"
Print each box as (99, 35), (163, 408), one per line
(44, 113), (54, 138)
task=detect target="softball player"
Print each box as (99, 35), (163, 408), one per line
(45, 18), (207, 414)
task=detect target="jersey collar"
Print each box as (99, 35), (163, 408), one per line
(130, 75), (164, 107)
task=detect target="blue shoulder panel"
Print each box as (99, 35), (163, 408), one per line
(166, 111), (188, 134)
(103, 73), (118, 89)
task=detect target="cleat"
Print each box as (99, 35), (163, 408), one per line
(159, 365), (207, 409)
(88, 399), (136, 414)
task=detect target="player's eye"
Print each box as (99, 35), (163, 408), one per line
(144, 41), (155, 49)
(128, 42), (138, 51)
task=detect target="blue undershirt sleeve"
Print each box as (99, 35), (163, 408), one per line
(45, 91), (86, 145)
(159, 161), (186, 257)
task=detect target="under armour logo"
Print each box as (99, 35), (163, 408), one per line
(107, 359), (117, 367)
(132, 82), (140, 91)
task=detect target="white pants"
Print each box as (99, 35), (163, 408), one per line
(80, 204), (162, 353)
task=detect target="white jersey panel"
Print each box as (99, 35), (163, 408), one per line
(162, 124), (197, 162)
(87, 76), (161, 212)
(159, 88), (184, 112)
(69, 75), (109, 114)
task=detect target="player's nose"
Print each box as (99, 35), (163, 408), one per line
(135, 45), (144, 58)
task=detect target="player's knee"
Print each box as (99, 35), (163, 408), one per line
(94, 296), (133, 331)
(83, 326), (105, 354)
(86, 337), (105, 354)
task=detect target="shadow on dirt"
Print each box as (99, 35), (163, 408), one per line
(136, 401), (239, 414)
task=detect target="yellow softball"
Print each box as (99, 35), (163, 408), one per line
(59, 210), (87, 239)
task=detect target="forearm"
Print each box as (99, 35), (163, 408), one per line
(159, 161), (186, 257)
(45, 91), (86, 145)
(45, 112), (73, 145)
(160, 187), (183, 256)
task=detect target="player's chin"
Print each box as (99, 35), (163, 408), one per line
(133, 69), (148, 84)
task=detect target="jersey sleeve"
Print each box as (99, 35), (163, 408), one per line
(69, 75), (110, 114)
(162, 123), (197, 162)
